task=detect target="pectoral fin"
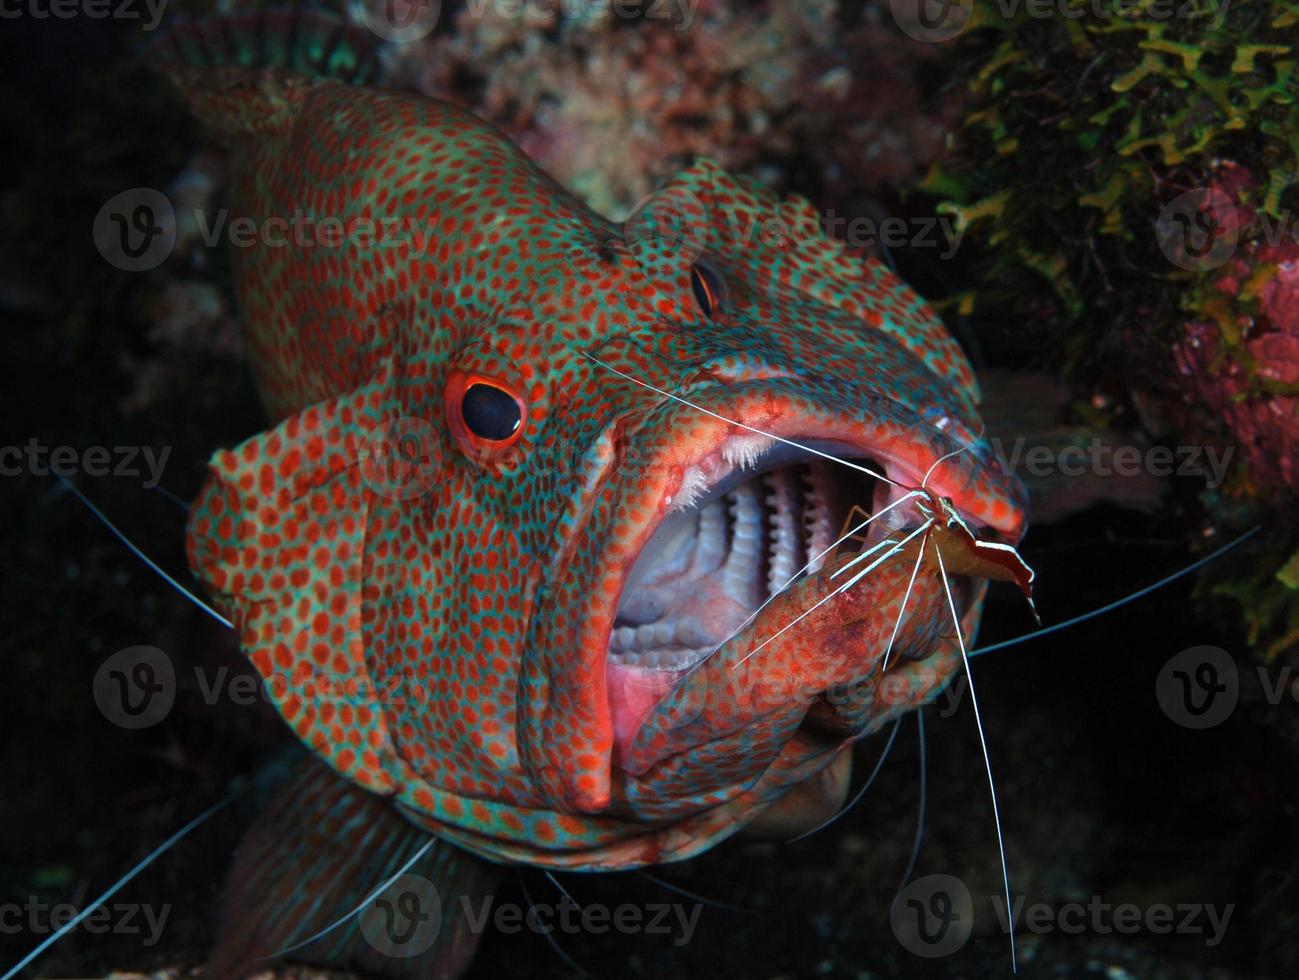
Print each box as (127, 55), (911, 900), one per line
(207, 756), (503, 980)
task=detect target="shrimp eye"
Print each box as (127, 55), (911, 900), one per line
(461, 382), (522, 441)
(446, 373), (528, 456)
(690, 263), (723, 318)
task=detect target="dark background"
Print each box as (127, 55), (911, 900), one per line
(1, 4), (1295, 978)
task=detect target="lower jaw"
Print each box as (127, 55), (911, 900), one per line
(604, 631), (946, 766)
(607, 659), (693, 759)
(603, 562), (976, 766)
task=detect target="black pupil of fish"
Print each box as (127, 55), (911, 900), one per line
(462, 383), (522, 441)
(691, 266), (719, 318)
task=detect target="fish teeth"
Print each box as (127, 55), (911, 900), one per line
(723, 482), (764, 608)
(764, 469), (800, 596)
(640, 621), (675, 648)
(613, 645), (712, 672)
(675, 619), (714, 649)
(721, 434), (775, 471)
(689, 499), (728, 576)
(803, 461), (834, 572)
(668, 465), (709, 513)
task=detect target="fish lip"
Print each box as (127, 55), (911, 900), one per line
(595, 391), (1019, 764)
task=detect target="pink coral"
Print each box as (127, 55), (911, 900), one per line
(1173, 237), (1299, 494)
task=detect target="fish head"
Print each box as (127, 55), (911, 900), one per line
(507, 161), (1029, 840)
(187, 131), (1028, 867)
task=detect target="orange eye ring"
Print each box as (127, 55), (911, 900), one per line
(445, 372), (528, 457)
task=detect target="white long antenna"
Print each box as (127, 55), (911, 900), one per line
(935, 546), (1017, 973)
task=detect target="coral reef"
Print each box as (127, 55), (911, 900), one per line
(924, 0), (1299, 657)
(366, 0), (960, 217)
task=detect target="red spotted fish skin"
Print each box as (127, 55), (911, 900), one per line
(168, 30), (1029, 875)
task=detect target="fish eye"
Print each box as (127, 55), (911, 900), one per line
(447, 373), (528, 456)
(690, 263), (723, 318)
(462, 382), (522, 441)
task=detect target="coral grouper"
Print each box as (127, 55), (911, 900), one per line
(155, 10), (1030, 977)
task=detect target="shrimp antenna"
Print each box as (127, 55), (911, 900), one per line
(935, 545), (1017, 973)
(918, 417), (988, 492)
(1, 792), (241, 980)
(271, 836), (438, 958)
(879, 534), (928, 674)
(712, 492), (922, 658)
(786, 715), (903, 844)
(583, 353), (905, 489)
(148, 481), (192, 512)
(893, 708), (928, 901)
(519, 871), (594, 978)
(733, 520), (933, 669)
(544, 870), (580, 908)
(970, 524), (1262, 659)
(635, 870), (753, 914)
(53, 475), (233, 630)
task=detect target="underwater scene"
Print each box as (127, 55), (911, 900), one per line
(3, 0), (1299, 977)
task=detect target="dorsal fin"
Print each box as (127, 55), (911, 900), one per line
(148, 7), (382, 141)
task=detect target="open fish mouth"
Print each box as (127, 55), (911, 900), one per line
(526, 371), (1028, 811)
(604, 433), (987, 751)
(608, 440), (888, 673)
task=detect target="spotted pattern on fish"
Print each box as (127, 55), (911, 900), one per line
(166, 24), (1028, 874)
